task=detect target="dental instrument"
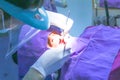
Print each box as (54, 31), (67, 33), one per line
(63, 10), (70, 55)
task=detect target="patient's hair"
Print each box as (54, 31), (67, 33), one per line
(5, 0), (44, 9)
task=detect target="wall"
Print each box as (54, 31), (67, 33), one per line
(0, 33), (18, 80)
(56, 0), (93, 36)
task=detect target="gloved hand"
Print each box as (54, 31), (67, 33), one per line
(23, 44), (71, 80)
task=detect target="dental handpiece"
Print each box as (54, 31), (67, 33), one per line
(63, 10), (70, 55)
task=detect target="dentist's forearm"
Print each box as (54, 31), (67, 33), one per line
(23, 68), (44, 80)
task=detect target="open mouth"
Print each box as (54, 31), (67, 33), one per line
(59, 39), (65, 44)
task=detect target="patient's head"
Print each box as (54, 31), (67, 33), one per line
(47, 31), (66, 48)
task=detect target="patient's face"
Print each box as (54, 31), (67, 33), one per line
(47, 32), (66, 48)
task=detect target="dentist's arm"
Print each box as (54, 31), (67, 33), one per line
(46, 10), (73, 33)
(23, 44), (71, 80)
(23, 68), (44, 80)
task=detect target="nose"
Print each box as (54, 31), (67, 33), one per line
(60, 39), (65, 44)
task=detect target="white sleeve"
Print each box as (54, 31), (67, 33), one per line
(46, 10), (74, 32)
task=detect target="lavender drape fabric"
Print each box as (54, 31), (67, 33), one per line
(59, 25), (120, 80)
(108, 50), (120, 80)
(18, 25), (50, 79)
(99, 0), (120, 9)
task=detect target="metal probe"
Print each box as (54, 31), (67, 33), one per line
(63, 10), (70, 55)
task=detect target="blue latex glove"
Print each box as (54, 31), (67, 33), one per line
(0, 0), (50, 30)
(23, 44), (71, 80)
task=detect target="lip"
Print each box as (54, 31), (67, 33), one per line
(0, 0), (49, 30)
(59, 39), (65, 44)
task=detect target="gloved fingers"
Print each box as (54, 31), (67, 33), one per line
(31, 47), (71, 77)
